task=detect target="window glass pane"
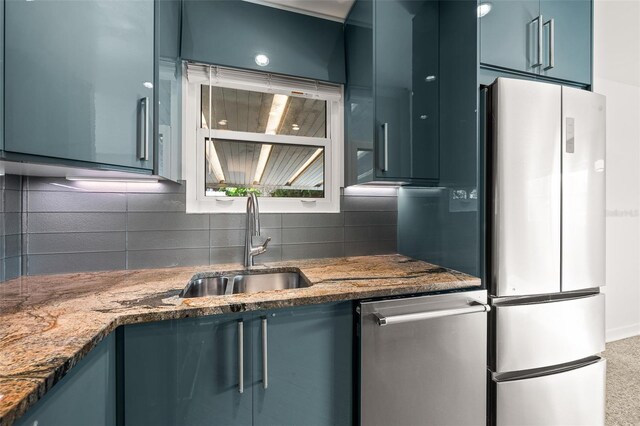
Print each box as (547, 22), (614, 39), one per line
(205, 138), (324, 198)
(201, 86), (327, 137)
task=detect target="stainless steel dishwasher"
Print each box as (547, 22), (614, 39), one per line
(358, 289), (489, 426)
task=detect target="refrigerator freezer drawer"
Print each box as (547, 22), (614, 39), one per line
(492, 358), (606, 426)
(360, 291), (488, 426)
(491, 293), (605, 373)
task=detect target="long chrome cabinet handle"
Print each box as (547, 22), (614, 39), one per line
(138, 97), (150, 161)
(238, 320), (244, 394)
(374, 303), (491, 326)
(380, 122), (389, 172)
(544, 18), (555, 70)
(262, 317), (268, 390)
(530, 15), (543, 68)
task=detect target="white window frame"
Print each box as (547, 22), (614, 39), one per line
(182, 64), (344, 214)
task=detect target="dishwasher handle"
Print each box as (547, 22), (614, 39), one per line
(374, 303), (491, 326)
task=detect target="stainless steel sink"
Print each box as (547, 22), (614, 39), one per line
(179, 276), (230, 298)
(179, 271), (309, 298)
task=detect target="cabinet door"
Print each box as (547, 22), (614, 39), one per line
(374, 0), (439, 181)
(5, 0), (154, 170)
(124, 314), (252, 426)
(252, 303), (353, 426)
(539, 0), (591, 85)
(15, 334), (116, 426)
(480, 0), (540, 74)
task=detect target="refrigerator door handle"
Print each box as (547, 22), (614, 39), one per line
(374, 303), (491, 326)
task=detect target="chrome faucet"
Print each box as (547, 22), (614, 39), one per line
(244, 193), (271, 267)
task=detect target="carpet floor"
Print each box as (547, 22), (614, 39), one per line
(605, 336), (640, 425)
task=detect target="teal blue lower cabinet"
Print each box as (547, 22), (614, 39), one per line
(122, 303), (353, 426)
(15, 334), (117, 426)
(123, 313), (252, 426)
(252, 303), (353, 426)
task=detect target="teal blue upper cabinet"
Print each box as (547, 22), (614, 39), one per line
(5, 0), (155, 170)
(155, 0), (182, 181)
(538, 0), (591, 84)
(374, 0), (440, 182)
(124, 313), (253, 426)
(253, 303), (353, 426)
(479, 0), (539, 75)
(15, 334), (116, 426)
(345, 0), (476, 186)
(124, 303), (353, 426)
(480, 0), (592, 86)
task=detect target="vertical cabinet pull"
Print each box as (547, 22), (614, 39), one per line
(544, 19), (555, 70)
(262, 317), (268, 390)
(237, 320), (244, 394)
(380, 123), (389, 172)
(530, 15), (543, 68)
(138, 97), (150, 161)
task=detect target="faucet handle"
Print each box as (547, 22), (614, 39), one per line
(250, 236), (271, 256)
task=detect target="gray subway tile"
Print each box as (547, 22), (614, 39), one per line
(210, 228), (281, 247)
(4, 190), (22, 213)
(344, 211), (397, 226)
(5, 234), (22, 258)
(27, 252), (126, 275)
(27, 213), (126, 233)
(210, 246), (243, 265)
(4, 175), (22, 191)
(281, 213), (344, 228)
(27, 232), (125, 255)
(341, 195), (397, 212)
(281, 227), (344, 244)
(28, 191), (126, 212)
(345, 240), (397, 257)
(281, 242), (345, 260)
(345, 226), (397, 242)
(4, 213), (21, 235)
(210, 213), (281, 229)
(4, 256), (21, 280)
(127, 248), (209, 269)
(127, 230), (210, 250)
(127, 212), (209, 231)
(126, 193), (186, 212)
(210, 245), (282, 265)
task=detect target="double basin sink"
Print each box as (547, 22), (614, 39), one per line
(179, 270), (309, 298)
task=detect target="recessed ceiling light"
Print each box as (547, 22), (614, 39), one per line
(255, 54), (270, 67)
(477, 2), (492, 18)
(143, 81), (153, 89)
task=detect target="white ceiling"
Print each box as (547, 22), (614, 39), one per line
(245, 0), (355, 22)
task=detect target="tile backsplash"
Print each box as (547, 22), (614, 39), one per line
(0, 176), (397, 278)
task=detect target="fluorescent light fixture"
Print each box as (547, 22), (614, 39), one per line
(477, 2), (492, 17)
(253, 144), (273, 184)
(265, 94), (289, 135)
(255, 54), (270, 67)
(66, 176), (159, 183)
(218, 119), (228, 126)
(206, 139), (226, 183)
(287, 148), (323, 185)
(143, 81), (153, 89)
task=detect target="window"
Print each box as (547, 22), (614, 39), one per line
(183, 64), (343, 213)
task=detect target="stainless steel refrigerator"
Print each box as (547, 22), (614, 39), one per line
(486, 78), (606, 425)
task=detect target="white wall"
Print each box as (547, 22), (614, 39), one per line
(593, 0), (640, 341)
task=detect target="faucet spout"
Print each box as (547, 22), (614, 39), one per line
(244, 193), (269, 267)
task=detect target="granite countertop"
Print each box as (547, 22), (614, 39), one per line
(0, 254), (481, 425)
